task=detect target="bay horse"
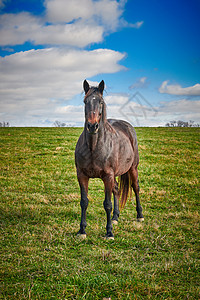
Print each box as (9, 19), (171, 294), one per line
(75, 80), (144, 239)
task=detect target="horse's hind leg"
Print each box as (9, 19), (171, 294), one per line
(112, 179), (120, 224)
(129, 166), (144, 221)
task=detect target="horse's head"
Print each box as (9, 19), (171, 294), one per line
(83, 80), (106, 134)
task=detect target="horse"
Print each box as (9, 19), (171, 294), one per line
(75, 80), (144, 239)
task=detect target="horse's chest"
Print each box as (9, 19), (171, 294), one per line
(77, 150), (108, 178)
(86, 156), (106, 177)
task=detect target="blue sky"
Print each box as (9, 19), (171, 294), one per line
(0, 0), (199, 126)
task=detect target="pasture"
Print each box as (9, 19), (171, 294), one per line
(0, 127), (199, 299)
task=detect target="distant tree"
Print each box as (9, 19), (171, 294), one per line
(189, 120), (194, 127)
(53, 120), (66, 127)
(170, 120), (177, 127)
(0, 121), (10, 127)
(165, 120), (199, 127)
(177, 120), (189, 127)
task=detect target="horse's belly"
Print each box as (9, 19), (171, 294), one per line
(115, 142), (135, 176)
(115, 158), (133, 176)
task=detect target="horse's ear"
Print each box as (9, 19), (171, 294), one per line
(98, 80), (104, 95)
(83, 80), (90, 94)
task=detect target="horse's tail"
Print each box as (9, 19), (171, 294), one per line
(119, 171), (132, 209)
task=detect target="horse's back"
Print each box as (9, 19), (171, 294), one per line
(108, 119), (137, 143)
(108, 119), (139, 164)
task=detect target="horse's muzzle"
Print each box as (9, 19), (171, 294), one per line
(87, 122), (99, 134)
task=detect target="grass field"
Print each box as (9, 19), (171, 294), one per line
(0, 127), (199, 299)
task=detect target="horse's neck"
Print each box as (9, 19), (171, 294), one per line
(85, 124), (105, 152)
(85, 132), (98, 151)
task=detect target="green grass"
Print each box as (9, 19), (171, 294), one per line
(0, 127), (199, 299)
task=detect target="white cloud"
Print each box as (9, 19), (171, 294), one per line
(34, 21), (104, 47)
(104, 94), (200, 126)
(106, 93), (158, 126)
(94, 0), (124, 31)
(130, 77), (148, 89)
(159, 99), (200, 115)
(0, 12), (103, 47)
(105, 94), (128, 105)
(154, 99), (200, 125)
(55, 105), (84, 126)
(53, 98), (200, 127)
(0, 0), (144, 126)
(52, 98), (200, 127)
(45, 0), (125, 32)
(159, 80), (200, 96)
(120, 19), (144, 29)
(0, 13), (41, 46)
(0, 48), (125, 126)
(45, 0), (93, 23)
(0, 0), (141, 47)
(130, 21), (144, 29)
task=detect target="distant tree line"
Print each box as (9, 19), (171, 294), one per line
(165, 120), (200, 127)
(53, 120), (66, 127)
(0, 121), (10, 127)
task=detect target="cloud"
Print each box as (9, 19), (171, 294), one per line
(0, 0), (141, 47)
(0, 47), (125, 126)
(105, 93), (128, 105)
(35, 21), (104, 47)
(129, 77), (148, 89)
(159, 99), (200, 115)
(45, 0), (93, 23)
(0, 12), (103, 47)
(45, 0), (125, 32)
(159, 81), (200, 96)
(134, 21), (144, 28)
(104, 94), (200, 126)
(129, 21), (144, 29)
(55, 105), (84, 126)
(0, 47), (125, 93)
(0, 0), (144, 126)
(120, 19), (144, 29)
(53, 98), (200, 127)
(93, 0), (125, 32)
(156, 99), (200, 125)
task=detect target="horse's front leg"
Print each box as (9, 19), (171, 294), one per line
(103, 175), (114, 239)
(77, 173), (89, 239)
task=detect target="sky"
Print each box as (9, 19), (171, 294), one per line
(0, 0), (200, 127)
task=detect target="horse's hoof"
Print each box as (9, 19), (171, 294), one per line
(106, 236), (114, 240)
(137, 217), (144, 222)
(112, 220), (118, 225)
(77, 233), (87, 240)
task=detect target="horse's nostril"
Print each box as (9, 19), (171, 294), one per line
(87, 123), (91, 130)
(87, 122), (99, 133)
